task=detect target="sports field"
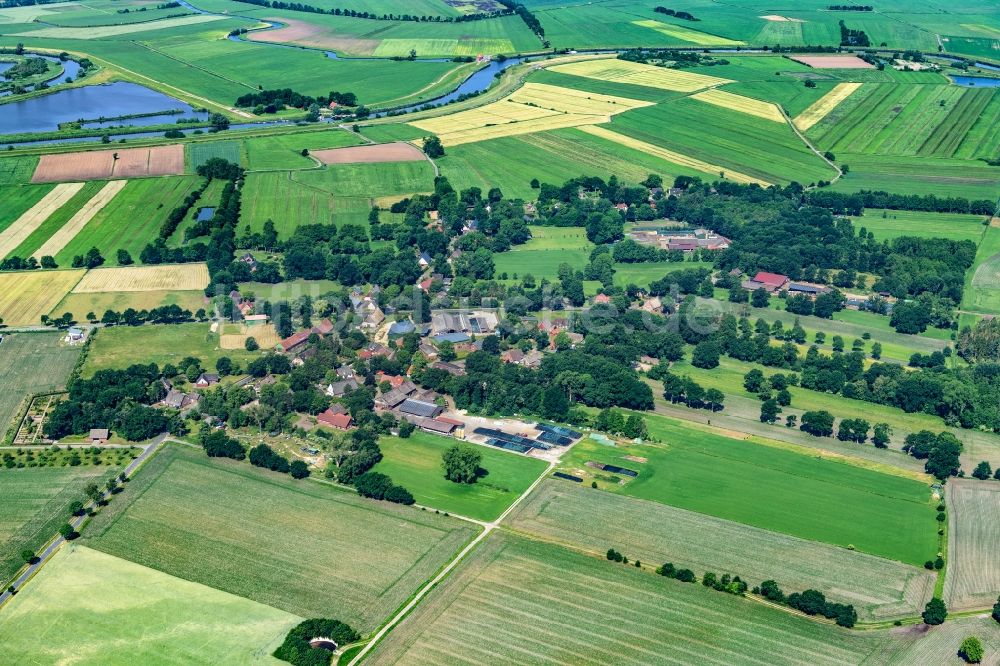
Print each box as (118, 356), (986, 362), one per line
(366, 532), (883, 666)
(0, 545), (300, 665)
(558, 415), (937, 565)
(493, 227), (593, 281)
(0, 269), (85, 326)
(944, 480), (1000, 611)
(508, 480), (934, 622)
(850, 209), (988, 242)
(373, 431), (548, 521)
(83, 445), (477, 631)
(72, 263), (210, 293)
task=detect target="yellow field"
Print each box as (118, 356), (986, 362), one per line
(0, 183), (83, 259)
(547, 59), (731, 92)
(412, 82), (652, 146)
(50, 290), (207, 320)
(691, 89), (784, 123)
(577, 125), (771, 186)
(32, 181), (127, 260)
(71, 263), (210, 293)
(793, 82), (863, 131)
(631, 19), (745, 46)
(220, 323), (280, 350)
(0, 269), (85, 326)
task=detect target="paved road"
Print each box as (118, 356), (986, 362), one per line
(0, 433), (167, 608)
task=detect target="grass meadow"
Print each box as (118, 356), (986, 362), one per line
(850, 209), (988, 242)
(0, 332), (82, 436)
(944, 479), (1000, 611)
(0, 466), (113, 585)
(559, 414), (938, 565)
(373, 431), (547, 521)
(366, 531), (884, 666)
(508, 480), (935, 621)
(964, 226), (1000, 316)
(0, 545), (300, 665)
(50, 289), (207, 321)
(244, 129), (361, 171)
(6, 181), (103, 260)
(241, 172), (374, 235)
(83, 444), (477, 631)
(0, 184), (55, 236)
(828, 153), (1000, 199)
(187, 140), (244, 170)
(0, 156), (39, 186)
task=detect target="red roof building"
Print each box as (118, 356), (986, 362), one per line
(280, 330), (311, 352)
(317, 409), (353, 430)
(594, 293), (611, 304)
(752, 272), (789, 289)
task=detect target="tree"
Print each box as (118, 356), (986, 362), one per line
(289, 460), (310, 479)
(116, 249), (133, 265)
(422, 136), (445, 158)
(691, 340), (720, 369)
(960, 636), (984, 664)
(20, 549), (35, 564)
(704, 388), (725, 412)
(209, 112), (230, 130)
(442, 444), (482, 484)
(992, 595), (1000, 624)
(245, 337), (259, 352)
(216, 356), (234, 376)
(751, 288), (769, 308)
(398, 421), (416, 438)
(59, 523), (77, 540)
(872, 423), (892, 448)
(922, 597), (947, 625)
(743, 369), (765, 393)
(800, 410), (835, 437)
(542, 383), (569, 420)
(972, 461), (992, 480)
(760, 399), (781, 424)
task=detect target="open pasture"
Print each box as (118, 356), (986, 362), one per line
(690, 88), (784, 122)
(0, 156), (39, 186)
(828, 153), (1000, 199)
(0, 466), (111, 585)
(31, 180), (127, 260)
(547, 58), (731, 92)
(0, 183), (83, 259)
(83, 444), (477, 631)
(291, 160), (434, 198)
(0, 269), (85, 326)
(0, 332), (81, 442)
(791, 55), (874, 69)
(244, 129), (360, 170)
(612, 259), (714, 288)
(509, 480), (935, 621)
(559, 414), (937, 566)
(241, 171), (337, 234)
(411, 82), (653, 146)
(793, 82), (863, 131)
(372, 431), (547, 521)
(72, 263), (210, 293)
(9, 13), (227, 38)
(366, 532), (883, 666)
(187, 140), (243, 170)
(966, 226), (1000, 316)
(32, 146), (184, 183)
(0, 546), (300, 665)
(944, 480), (1000, 611)
(631, 19), (744, 46)
(0, 186), (57, 238)
(52, 289), (207, 321)
(850, 209), (988, 242)
(312, 141), (425, 164)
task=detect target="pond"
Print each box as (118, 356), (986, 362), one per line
(950, 75), (1000, 88)
(0, 55), (82, 98)
(0, 82), (207, 135)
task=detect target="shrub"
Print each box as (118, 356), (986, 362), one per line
(273, 618), (359, 666)
(959, 636), (983, 664)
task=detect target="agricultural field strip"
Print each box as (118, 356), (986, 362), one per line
(0, 183), (83, 259)
(71, 263), (210, 293)
(10, 13), (227, 38)
(547, 59), (732, 92)
(0, 270), (86, 327)
(943, 480), (1000, 611)
(219, 323), (280, 350)
(793, 82), (863, 131)
(631, 19), (745, 47)
(577, 125), (770, 186)
(31, 181), (127, 260)
(691, 88), (784, 123)
(506, 480), (934, 621)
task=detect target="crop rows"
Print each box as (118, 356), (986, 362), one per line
(71, 263), (210, 293)
(547, 59), (731, 92)
(944, 479), (1000, 610)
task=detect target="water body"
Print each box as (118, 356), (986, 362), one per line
(80, 111), (208, 129)
(974, 62), (1000, 72)
(0, 82), (206, 135)
(950, 75), (1000, 88)
(0, 55), (82, 98)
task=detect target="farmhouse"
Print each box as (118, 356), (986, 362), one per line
(399, 399), (443, 419)
(377, 387), (413, 410)
(325, 378), (359, 397)
(162, 389), (198, 410)
(630, 227), (731, 251)
(194, 373), (219, 387)
(66, 327), (85, 343)
(501, 348), (525, 364)
(336, 365), (356, 380)
(317, 409), (353, 430)
(280, 330), (312, 353)
(432, 361), (465, 376)
(787, 282), (830, 297)
(742, 271), (789, 293)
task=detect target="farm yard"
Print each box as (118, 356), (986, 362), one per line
(0, 269), (85, 326)
(944, 480), (1000, 611)
(31, 146), (185, 183)
(82, 445), (477, 631)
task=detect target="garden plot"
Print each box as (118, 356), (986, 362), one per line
(691, 88), (784, 123)
(547, 58), (731, 92)
(71, 263), (210, 293)
(944, 479), (1000, 610)
(793, 82), (863, 131)
(32, 146), (184, 183)
(0, 183), (82, 259)
(31, 180), (127, 260)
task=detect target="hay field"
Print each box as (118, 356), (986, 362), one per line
(31, 181), (127, 260)
(312, 142), (425, 164)
(83, 445), (477, 632)
(32, 146), (184, 183)
(51, 290), (207, 320)
(72, 263), (210, 293)
(944, 480), (1000, 610)
(793, 82), (863, 131)
(508, 480), (934, 622)
(220, 323), (280, 350)
(577, 125), (770, 185)
(547, 58), (731, 92)
(10, 13), (226, 38)
(366, 532), (882, 666)
(631, 19), (745, 46)
(691, 88), (784, 123)
(0, 546), (301, 665)
(411, 82), (652, 146)
(0, 269), (85, 326)
(0, 183), (83, 259)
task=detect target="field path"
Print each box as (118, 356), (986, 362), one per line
(31, 181), (127, 260)
(780, 106), (842, 187)
(0, 183), (83, 259)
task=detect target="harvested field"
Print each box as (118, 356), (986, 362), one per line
(0, 270), (85, 326)
(944, 479), (1000, 610)
(0, 183), (83, 259)
(577, 125), (770, 185)
(631, 19), (745, 46)
(247, 18), (380, 54)
(760, 15), (804, 22)
(31, 181), (127, 260)
(508, 480), (935, 621)
(312, 142), (425, 164)
(793, 82), (863, 131)
(547, 58), (731, 92)
(220, 323), (281, 350)
(411, 83), (652, 146)
(32, 146), (184, 183)
(71, 263), (210, 293)
(691, 88), (784, 122)
(791, 55), (875, 69)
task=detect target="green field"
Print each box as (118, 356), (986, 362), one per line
(83, 444), (477, 631)
(508, 479), (934, 621)
(187, 140), (244, 170)
(81, 322), (259, 376)
(559, 413), (937, 565)
(241, 172), (372, 235)
(366, 531), (884, 666)
(850, 209), (989, 242)
(373, 431), (547, 521)
(964, 225), (1000, 316)
(828, 153), (1000, 199)
(6, 181), (103, 260)
(0, 332), (81, 439)
(293, 161), (435, 197)
(0, 184), (54, 235)
(0, 466), (115, 585)
(0, 545), (298, 665)
(613, 260), (714, 288)
(50, 289), (207, 322)
(0, 156), (39, 186)
(245, 129), (362, 170)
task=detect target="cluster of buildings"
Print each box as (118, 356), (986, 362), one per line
(630, 227), (731, 252)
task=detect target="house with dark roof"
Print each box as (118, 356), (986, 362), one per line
(377, 388), (411, 410)
(195, 373), (220, 388)
(398, 399), (443, 419)
(787, 282), (829, 296)
(336, 365), (356, 380)
(326, 378), (359, 397)
(431, 361), (465, 376)
(501, 348), (525, 364)
(388, 319), (416, 338)
(418, 251), (432, 267)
